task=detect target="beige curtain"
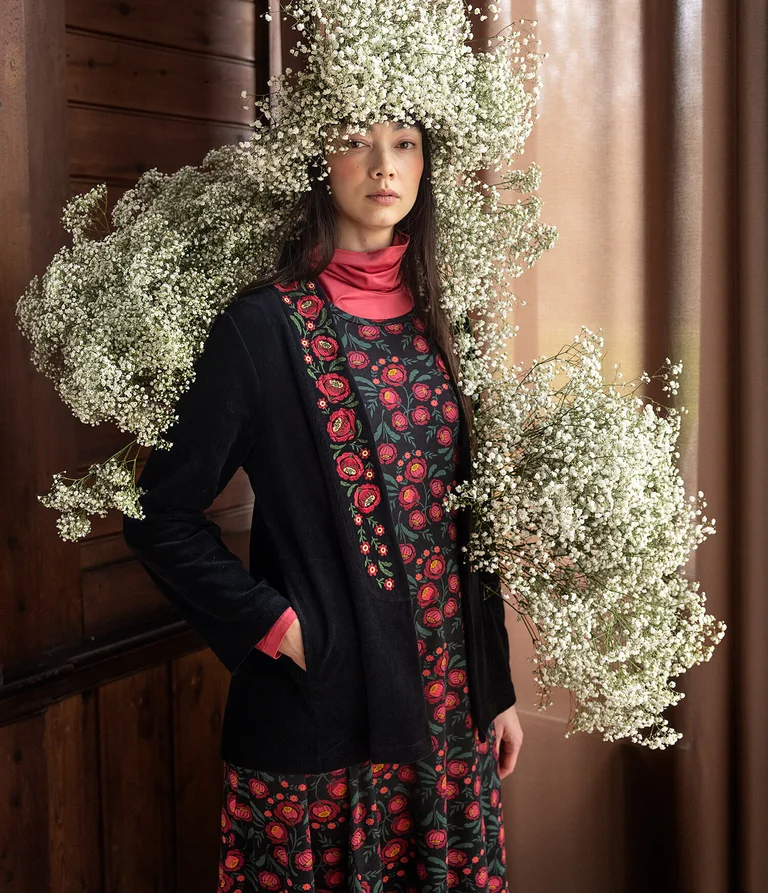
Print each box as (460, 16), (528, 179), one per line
(499, 1), (767, 892)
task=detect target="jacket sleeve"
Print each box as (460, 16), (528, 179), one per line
(481, 568), (516, 700)
(122, 308), (295, 675)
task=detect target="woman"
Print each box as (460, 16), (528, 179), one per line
(123, 117), (523, 892)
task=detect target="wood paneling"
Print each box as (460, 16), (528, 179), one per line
(69, 106), (251, 180)
(45, 693), (103, 893)
(98, 666), (175, 892)
(67, 0), (259, 61)
(172, 650), (231, 893)
(67, 31), (255, 123)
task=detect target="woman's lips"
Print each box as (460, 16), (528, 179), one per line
(367, 194), (399, 204)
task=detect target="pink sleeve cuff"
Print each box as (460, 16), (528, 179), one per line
(254, 606), (297, 659)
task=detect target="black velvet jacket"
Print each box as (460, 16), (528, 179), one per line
(122, 278), (516, 773)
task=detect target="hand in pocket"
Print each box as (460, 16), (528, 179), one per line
(277, 617), (307, 671)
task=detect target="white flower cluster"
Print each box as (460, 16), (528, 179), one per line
(444, 326), (726, 748)
(15, 0), (554, 538)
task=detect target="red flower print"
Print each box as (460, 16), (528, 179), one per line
(464, 801), (481, 820)
(311, 332), (339, 361)
(274, 279), (301, 293)
(441, 401), (459, 422)
(351, 801), (367, 823)
(447, 572), (460, 592)
(220, 809), (231, 833)
(490, 788), (500, 807)
(423, 606), (443, 629)
(391, 411), (409, 431)
(410, 405), (431, 426)
(378, 442), (397, 464)
(350, 827), (367, 850)
(297, 294), (323, 320)
(379, 387), (402, 410)
(428, 502), (444, 522)
(447, 759), (470, 779)
(247, 777), (269, 798)
(435, 354), (448, 374)
(476, 867), (490, 888)
(435, 651), (449, 675)
(391, 813), (414, 835)
(295, 849), (314, 872)
(444, 597), (459, 618)
(273, 846), (289, 867)
(408, 509), (428, 531)
(386, 794), (408, 814)
(327, 778), (348, 799)
(425, 828), (448, 848)
(403, 456), (427, 483)
(358, 323), (381, 340)
(416, 580), (439, 607)
(396, 764), (418, 783)
(436, 425), (453, 446)
(412, 382), (432, 400)
(353, 483), (381, 513)
(316, 372), (350, 403)
(414, 315), (427, 332)
(424, 552), (446, 579)
(256, 870), (282, 890)
(347, 349), (370, 369)
(227, 768), (239, 790)
(336, 451), (364, 481)
(424, 678), (445, 703)
(325, 868), (346, 887)
(381, 362), (407, 386)
(382, 838), (409, 862)
(445, 691), (461, 710)
(429, 479), (445, 499)
(489, 876), (506, 893)
(265, 821), (289, 844)
(413, 335), (430, 353)
(446, 869), (460, 887)
(322, 847), (345, 866)
(274, 800), (304, 825)
(384, 322), (405, 334)
(328, 407), (356, 442)
(217, 864), (235, 891)
(399, 542), (416, 563)
(397, 484), (420, 510)
(309, 799), (340, 823)
(448, 668), (467, 687)
(222, 849), (245, 871)
(447, 849), (468, 867)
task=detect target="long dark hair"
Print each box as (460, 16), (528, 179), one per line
(239, 120), (477, 450)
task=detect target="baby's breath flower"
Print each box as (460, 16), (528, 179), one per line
(445, 328), (725, 748)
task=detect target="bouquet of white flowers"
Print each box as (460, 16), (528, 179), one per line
(446, 327), (725, 748)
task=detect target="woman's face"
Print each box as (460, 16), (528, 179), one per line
(324, 119), (424, 250)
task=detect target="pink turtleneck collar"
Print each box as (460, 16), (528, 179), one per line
(315, 229), (414, 321)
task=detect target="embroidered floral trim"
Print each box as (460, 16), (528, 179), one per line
(276, 279), (396, 590)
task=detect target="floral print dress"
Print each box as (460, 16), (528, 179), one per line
(218, 304), (508, 893)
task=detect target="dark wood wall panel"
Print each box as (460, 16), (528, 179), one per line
(67, 0), (259, 61)
(69, 106), (252, 180)
(172, 650), (231, 893)
(44, 693), (103, 892)
(98, 666), (175, 893)
(67, 31), (255, 123)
